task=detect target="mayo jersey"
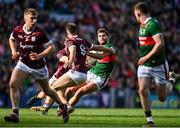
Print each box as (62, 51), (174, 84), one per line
(90, 42), (116, 78)
(138, 18), (166, 66)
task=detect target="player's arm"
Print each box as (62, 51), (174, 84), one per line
(86, 51), (109, 60)
(90, 45), (116, 54)
(29, 41), (55, 60)
(9, 34), (19, 60)
(138, 34), (164, 65)
(147, 34), (164, 58)
(63, 45), (76, 68)
(56, 48), (68, 63)
(59, 56), (68, 63)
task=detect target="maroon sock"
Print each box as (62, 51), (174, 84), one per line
(13, 109), (19, 115)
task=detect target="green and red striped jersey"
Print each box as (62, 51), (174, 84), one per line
(138, 18), (166, 66)
(90, 42), (116, 78)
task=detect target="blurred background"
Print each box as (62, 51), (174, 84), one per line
(0, 0), (180, 109)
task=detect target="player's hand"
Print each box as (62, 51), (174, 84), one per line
(138, 56), (148, 65)
(63, 61), (72, 68)
(29, 52), (40, 60)
(12, 52), (19, 60)
(59, 56), (68, 63)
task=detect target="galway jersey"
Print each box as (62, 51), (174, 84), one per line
(90, 42), (116, 78)
(64, 35), (92, 73)
(54, 48), (69, 78)
(138, 18), (166, 67)
(11, 25), (52, 69)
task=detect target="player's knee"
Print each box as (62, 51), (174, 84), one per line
(9, 81), (16, 89)
(66, 88), (72, 95)
(158, 97), (166, 102)
(138, 88), (148, 97)
(42, 88), (52, 96)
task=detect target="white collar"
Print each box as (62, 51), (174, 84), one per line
(144, 17), (152, 24)
(23, 24), (35, 34)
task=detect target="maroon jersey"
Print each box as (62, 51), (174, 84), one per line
(56, 48), (66, 59)
(65, 35), (92, 73)
(54, 62), (69, 78)
(11, 25), (51, 69)
(54, 48), (69, 78)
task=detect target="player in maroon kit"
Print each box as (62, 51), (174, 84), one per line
(4, 8), (68, 123)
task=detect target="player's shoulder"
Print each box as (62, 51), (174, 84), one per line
(148, 18), (160, 27)
(35, 26), (45, 32)
(105, 42), (113, 48)
(14, 25), (23, 32)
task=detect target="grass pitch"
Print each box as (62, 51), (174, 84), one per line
(0, 108), (180, 127)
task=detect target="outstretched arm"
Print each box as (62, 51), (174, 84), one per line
(90, 45), (116, 54)
(86, 51), (109, 60)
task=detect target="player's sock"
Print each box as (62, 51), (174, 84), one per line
(167, 71), (180, 94)
(169, 71), (180, 85)
(145, 111), (154, 123)
(169, 78), (175, 85)
(67, 104), (74, 114)
(43, 103), (49, 109)
(13, 107), (19, 115)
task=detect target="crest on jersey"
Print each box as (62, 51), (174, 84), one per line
(31, 36), (36, 42)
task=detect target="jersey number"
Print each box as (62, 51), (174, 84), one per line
(80, 44), (86, 56)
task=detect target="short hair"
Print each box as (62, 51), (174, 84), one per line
(65, 22), (77, 34)
(97, 27), (108, 36)
(24, 8), (38, 16)
(134, 2), (150, 15)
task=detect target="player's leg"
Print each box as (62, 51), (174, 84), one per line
(69, 82), (98, 106)
(4, 68), (28, 123)
(156, 71), (180, 102)
(65, 85), (83, 100)
(46, 70), (86, 105)
(51, 72), (77, 91)
(138, 77), (155, 127)
(41, 72), (77, 115)
(27, 75), (57, 106)
(69, 71), (108, 107)
(27, 91), (44, 106)
(40, 72), (76, 111)
(168, 71), (180, 92)
(52, 70), (87, 117)
(137, 65), (155, 127)
(38, 78), (69, 123)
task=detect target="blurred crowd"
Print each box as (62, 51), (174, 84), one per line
(0, 0), (180, 107)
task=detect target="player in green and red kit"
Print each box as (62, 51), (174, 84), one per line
(134, 2), (180, 127)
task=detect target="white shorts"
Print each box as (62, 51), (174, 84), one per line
(15, 61), (49, 80)
(66, 69), (87, 85)
(49, 75), (57, 85)
(87, 71), (109, 90)
(137, 61), (169, 84)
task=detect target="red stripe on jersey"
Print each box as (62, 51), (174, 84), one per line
(100, 55), (116, 63)
(139, 36), (156, 46)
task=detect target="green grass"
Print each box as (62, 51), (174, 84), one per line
(0, 108), (180, 127)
